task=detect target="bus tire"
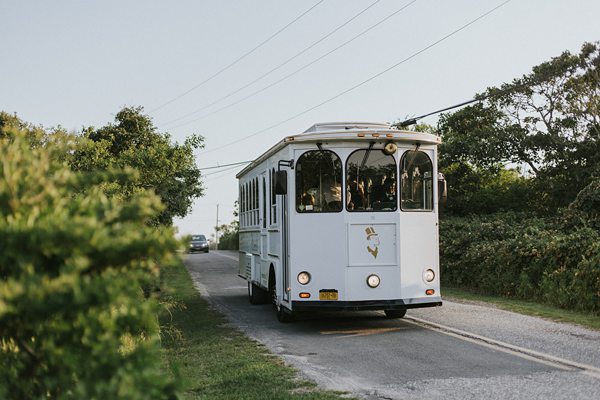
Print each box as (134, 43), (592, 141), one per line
(276, 306), (294, 323)
(268, 267), (276, 308)
(384, 309), (407, 319)
(248, 282), (268, 305)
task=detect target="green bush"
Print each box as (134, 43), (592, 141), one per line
(0, 129), (178, 398)
(565, 178), (600, 230)
(218, 231), (239, 250)
(440, 162), (532, 216)
(440, 213), (600, 315)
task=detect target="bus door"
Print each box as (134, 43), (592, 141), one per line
(275, 162), (292, 303)
(281, 181), (290, 302)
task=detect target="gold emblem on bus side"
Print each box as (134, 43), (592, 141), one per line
(365, 227), (380, 258)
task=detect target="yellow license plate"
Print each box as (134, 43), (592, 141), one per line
(319, 290), (338, 301)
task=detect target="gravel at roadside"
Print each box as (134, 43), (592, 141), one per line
(409, 297), (600, 369)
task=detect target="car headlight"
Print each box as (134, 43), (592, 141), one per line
(297, 271), (311, 285)
(366, 274), (380, 288)
(423, 269), (435, 283)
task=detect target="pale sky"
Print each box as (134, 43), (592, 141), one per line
(2, 0), (599, 238)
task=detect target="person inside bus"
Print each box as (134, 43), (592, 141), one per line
(347, 178), (366, 210)
(298, 191), (315, 211)
(372, 176), (396, 210)
(323, 182), (342, 210)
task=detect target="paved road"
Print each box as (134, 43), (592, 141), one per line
(185, 251), (600, 400)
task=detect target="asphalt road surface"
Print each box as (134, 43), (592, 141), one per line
(185, 251), (600, 400)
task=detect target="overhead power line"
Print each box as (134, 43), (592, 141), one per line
(166, 0), (419, 130)
(201, 95), (493, 182)
(159, 0), (384, 127)
(199, 160), (252, 171)
(149, 0), (326, 113)
(203, 163), (247, 177)
(198, 0), (513, 156)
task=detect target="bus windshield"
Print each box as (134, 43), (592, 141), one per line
(346, 149), (397, 211)
(296, 150), (342, 213)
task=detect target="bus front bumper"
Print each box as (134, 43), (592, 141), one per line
(291, 296), (442, 312)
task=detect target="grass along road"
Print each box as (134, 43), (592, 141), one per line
(159, 261), (350, 400)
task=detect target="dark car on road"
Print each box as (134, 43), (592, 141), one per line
(189, 234), (209, 253)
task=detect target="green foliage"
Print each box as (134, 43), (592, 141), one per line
(441, 162), (531, 215)
(217, 222), (239, 250)
(435, 42), (600, 314)
(0, 128), (178, 398)
(217, 202), (239, 250)
(567, 178), (600, 229)
(438, 42), (600, 213)
(440, 213), (600, 315)
(72, 106), (204, 226)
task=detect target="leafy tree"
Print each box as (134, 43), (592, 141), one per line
(216, 201), (239, 250)
(72, 106), (204, 226)
(434, 42), (600, 312)
(438, 42), (600, 212)
(0, 127), (178, 398)
(441, 162), (531, 215)
(0, 111), (71, 151)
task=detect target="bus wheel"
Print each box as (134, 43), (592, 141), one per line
(248, 282), (268, 305)
(276, 305), (294, 323)
(384, 309), (407, 319)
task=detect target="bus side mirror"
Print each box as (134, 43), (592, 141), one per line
(438, 172), (447, 204)
(275, 171), (287, 195)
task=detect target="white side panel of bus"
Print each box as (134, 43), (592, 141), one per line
(239, 252), (252, 280)
(260, 260), (269, 287)
(268, 231), (280, 257)
(250, 232), (260, 254)
(239, 231), (251, 252)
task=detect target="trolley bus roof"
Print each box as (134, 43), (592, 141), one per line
(236, 122), (441, 179)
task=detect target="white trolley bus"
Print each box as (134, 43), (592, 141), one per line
(237, 122), (445, 322)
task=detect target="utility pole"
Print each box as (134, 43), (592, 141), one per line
(215, 204), (220, 250)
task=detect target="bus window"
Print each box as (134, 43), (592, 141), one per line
(400, 151), (433, 211)
(296, 150), (342, 213)
(346, 149), (397, 212)
(271, 168), (277, 224)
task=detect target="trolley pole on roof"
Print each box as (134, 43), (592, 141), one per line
(396, 98), (482, 128)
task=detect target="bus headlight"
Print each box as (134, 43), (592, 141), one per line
(297, 271), (311, 285)
(367, 274), (380, 288)
(423, 269), (435, 283)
